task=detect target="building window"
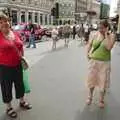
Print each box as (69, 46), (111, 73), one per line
(45, 15), (47, 25)
(40, 14), (43, 24)
(28, 12), (32, 22)
(11, 10), (17, 25)
(35, 0), (37, 5)
(21, 11), (25, 23)
(49, 15), (51, 24)
(35, 13), (38, 23)
(28, 0), (31, 4)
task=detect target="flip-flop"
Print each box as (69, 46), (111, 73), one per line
(6, 107), (17, 118)
(99, 101), (105, 109)
(20, 101), (32, 110)
(86, 96), (92, 105)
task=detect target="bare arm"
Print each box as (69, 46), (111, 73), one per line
(104, 33), (115, 50)
(86, 32), (95, 58)
(87, 41), (92, 55)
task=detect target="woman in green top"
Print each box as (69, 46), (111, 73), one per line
(86, 20), (115, 108)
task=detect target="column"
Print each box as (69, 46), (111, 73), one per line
(47, 14), (50, 25)
(51, 16), (53, 25)
(25, 11), (28, 23)
(43, 14), (45, 25)
(18, 10), (21, 23)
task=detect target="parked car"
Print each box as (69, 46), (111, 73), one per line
(44, 28), (52, 38)
(12, 23), (46, 41)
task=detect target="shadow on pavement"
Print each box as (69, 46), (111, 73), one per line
(77, 42), (86, 48)
(50, 46), (68, 53)
(75, 105), (99, 120)
(30, 45), (68, 57)
(0, 113), (20, 120)
(0, 108), (23, 120)
(74, 92), (120, 120)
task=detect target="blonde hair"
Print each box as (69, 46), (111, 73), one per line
(0, 12), (9, 21)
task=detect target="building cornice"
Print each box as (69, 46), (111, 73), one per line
(0, 3), (50, 14)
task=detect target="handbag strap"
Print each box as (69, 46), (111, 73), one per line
(91, 40), (103, 53)
(91, 32), (104, 54)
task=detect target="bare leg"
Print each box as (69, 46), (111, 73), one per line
(54, 40), (56, 49)
(66, 39), (69, 47)
(19, 97), (25, 103)
(64, 39), (67, 46)
(99, 89), (106, 108)
(52, 39), (55, 50)
(6, 102), (12, 109)
(6, 102), (17, 118)
(86, 87), (95, 105)
(19, 97), (32, 109)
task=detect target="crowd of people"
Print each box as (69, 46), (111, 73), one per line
(50, 20), (117, 50)
(51, 22), (88, 50)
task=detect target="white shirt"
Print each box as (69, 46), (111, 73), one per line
(52, 29), (58, 38)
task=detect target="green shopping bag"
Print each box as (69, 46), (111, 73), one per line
(23, 69), (31, 93)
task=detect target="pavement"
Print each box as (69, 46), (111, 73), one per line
(0, 38), (120, 120)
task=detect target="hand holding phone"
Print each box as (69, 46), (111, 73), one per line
(105, 27), (110, 36)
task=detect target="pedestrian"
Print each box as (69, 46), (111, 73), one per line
(51, 27), (58, 50)
(78, 24), (85, 43)
(84, 24), (89, 43)
(58, 25), (63, 39)
(63, 22), (71, 47)
(73, 23), (76, 39)
(0, 13), (32, 118)
(86, 20), (115, 108)
(26, 22), (36, 48)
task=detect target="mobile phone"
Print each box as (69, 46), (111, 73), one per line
(107, 32), (110, 35)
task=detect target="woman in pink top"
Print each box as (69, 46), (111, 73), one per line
(0, 13), (32, 118)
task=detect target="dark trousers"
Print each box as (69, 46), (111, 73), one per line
(0, 64), (25, 103)
(73, 33), (76, 39)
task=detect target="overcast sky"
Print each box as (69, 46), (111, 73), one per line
(110, 0), (118, 17)
(101, 0), (118, 17)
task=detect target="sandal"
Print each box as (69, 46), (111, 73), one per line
(6, 108), (17, 118)
(99, 101), (105, 109)
(86, 96), (92, 105)
(20, 101), (32, 110)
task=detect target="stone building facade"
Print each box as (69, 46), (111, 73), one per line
(75, 0), (88, 23)
(86, 0), (101, 24)
(91, 0), (101, 23)
(55, 0), (75, 24)
(0, 0), (55, 25)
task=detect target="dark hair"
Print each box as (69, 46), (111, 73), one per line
(100, 20), (110, 28)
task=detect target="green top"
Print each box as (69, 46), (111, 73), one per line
(89, 39), (111, 61)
